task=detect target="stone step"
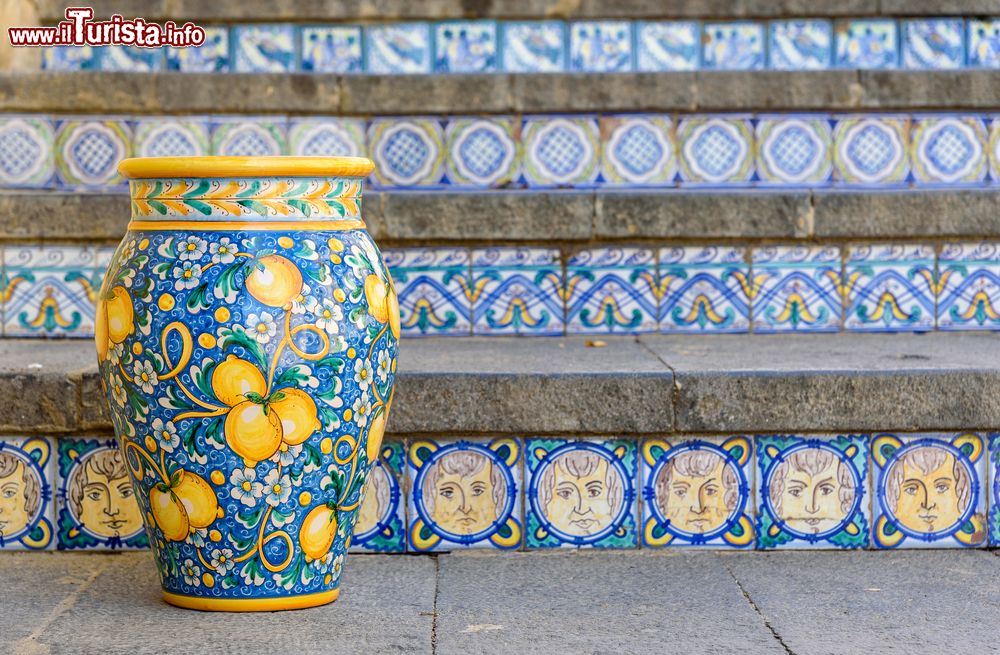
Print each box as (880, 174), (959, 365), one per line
(5, 332), (999, 437)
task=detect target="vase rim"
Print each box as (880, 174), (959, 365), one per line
(118, 156), (375, 180)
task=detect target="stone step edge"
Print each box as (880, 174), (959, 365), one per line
(4, 333), (1000, 437)
(5, 188), (1000, 243)
(4, 70), (1000, 114)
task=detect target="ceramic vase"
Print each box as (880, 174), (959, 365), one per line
(95, 156), (399, 611)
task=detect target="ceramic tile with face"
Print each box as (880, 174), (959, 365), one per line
(902, 19), (965, 69)
(832, 115), (909, 186)
(642, 436), (754, 548)
(210, 116), (287, 157)
(4, 245), (99, 337)
(526, 439), (637, 549)
(910, 115), (987, 185)
(166, 26), (230, 72)
(133, 117), (210, 158)
(368, 118), (445, 187)
(301, 26), (363, 73)
(658, 246), (750, 333)
(471, 248), (564, 336)
(289, 118), (366, 158)
(756, 115), (832, 186)
(0, 114), (54, 189)
(434, 21), (497, 73)
(968, 20), (1000, 67)
(937, 242), (1000, 330)
(569, 22), (633, 72)
(677, 115), (754, 186)
(752, 246), (842, 333)
(834, 19), (899, 69)
(445, 117), (519, 188)
(382, 248), (471, 336)
(844, 244), (935, 332)
(599, 115), (676, 186)
(232, 24), (297, 73)
(100, 45), (162, 71)
(56, 438), (148, 550)
(366, 24), (432, 74)
(0, 437), (55, 550)
(407, 438), (522, 552)
(501, 21), (566, 72)
(872, 432), (986, 548)
(635, 22), (700, 71)
(702, 22), (765, 70)
(521, 116), (600, 187)
(565, 247), (658, 334)
(768, 20), (832, 70)
(350, 440), (406, 553)
(757, 435), (869, 549)
(54, 116), (130, 190)
(42, 45), (99, 71)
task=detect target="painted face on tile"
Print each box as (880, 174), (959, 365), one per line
(769, 448), (855, 534)
(657, 451), (734, 534)
(356, 465), (390, 535)
(0, 455), (38, 537)
(540, 452), (621, 536)
(424, 451), (503, 536)
(71, 452), (142, 538)
(887, 446), (969, 533)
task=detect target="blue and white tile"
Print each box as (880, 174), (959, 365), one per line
(902, 19), (965, 70)
(54, 117), (130, 190)
(3, 245), (99, 337)
(471, 248), (564, 336)
(990, 434), (1000, 546)
(382, 248), (471, 337)
(434, 21), (497, 73)
(407, 438), (522, 552)
(350, 440), (406, 553)
(752, 246), (842, 333)
(99, 45), (162, 72)
(911, 115), (986, 185)
(968, 19), (1000, 68)
(445, 117), (519, 188)
(232, 24), (296, 73)
(569, 21), (633, 72)
(989, 117), (1000, 183)
(521, 116), (599, 187)
(501, 21), (566, 73)
(526, 438), (637, 549)
(834, 19), (899, 69)
(366, 23), (432, 74)
(210, 116), (287, 157)
(659, 246), (750, 333)
(0, 437), (55, 551)
(0, 115), (54, 189)
(289, 118), (366, 157)
(301, 26), (363, 73)
(565, 247), (658, 334)
(133, 117), (210, 158)
(635, 21), (700, 71)
(832, 115), (909, 186)
(42, 45), (99, 71)
(166, 26), (229, 72)
(937, 242), (1000, 330)
(768, 20), (832, 70)
(368, 118), (445, 187)
(703, 22), (765, 70)
(844, 244), (936, 332)
(756, 115), (832, 186)
(600, 115), (675, 186)
(872, 432), (986, 549)
(677, 116), (754, 186)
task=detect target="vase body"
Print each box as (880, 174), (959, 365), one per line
(95, 157), (398, 611)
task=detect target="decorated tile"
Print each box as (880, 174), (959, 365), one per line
(844, 244), (935, 332)
(526, 438), (637, 549)
(301, 26), (363, 73)
(445, 117), (519, 188)
(756, 115), (832, 185)
(990, 434), (1000, 545)
(42, 45), (99, 71)
(382, 248), (471, 337)
(232, 24), (296, 73)
(350, 440), (406, 553)
(910, 115), (987, 185)
(521, 116), (600, 187)
(569, 21), (633, 72)
(3, 245), (99, 337)
(834, 19), (898, 69)
(832, 115), (909, 186)
(757, 435), (869, 549)
(968, 19), (1000, 68)
(471, 248), (564, 336)
(368, 118), (445, 187)
(166, 26), (230, 72)
(872, 432), (986, 548)
(56, 438), (147, 550)
(100, 45), (162, 71)
(937, 242), (1000, 330)
(501, 21), (566, 73)
(677, 115), (754, 186)
(703, 22), (765, 70)
(133, 117), (210, 158)
(289, 118), (366, 157)
(210, 116), (287, 157)
(902, 19), (965, 69)
(565, 247), (658, 334)
(752, 246), (842, 333)
(659, 246), (750, 333)
(366, 23), (431, 74)
(0, 437), (55, 550)
(407, 438), (522, 552)
(54, 117), (130, 190)
(641, 436), (754, 549)
(635, 21), (699, 71)
(599, 115), (676, 186)
(768, 20), (832, 70)
(434, 21), (497, 73)
(0, 115), (54, 189)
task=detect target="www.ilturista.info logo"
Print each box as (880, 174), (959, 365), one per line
(8, 7), (206, 48)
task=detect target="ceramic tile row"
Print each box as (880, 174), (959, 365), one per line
(40, 18), (1000, 74)
(6, 112), (1000, 191)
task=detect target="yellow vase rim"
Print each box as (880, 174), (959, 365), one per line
(118, 156), (375, 179)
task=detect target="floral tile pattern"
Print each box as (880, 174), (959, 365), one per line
(232, 25), (297, 73)
(368, 118), (445, 187)
(471, 248), (564, 336)
(565, 247), (658, 334)
(501, 21), (566, 73)
(434, 21), (497, 73)
(832, 115), (909, 186)
(756, 115), (832, 186)
(703, 22), (765, 70)
(301, 26), (363, 73)
(445, 117), (519, 188)
(937, 242), (1000, 330)
(521, 116), (600, 187)
(834, 19), (899, 69)
(0, 437), (55, 551)
(677, 116), (754, 185)
(910, 115), (987, 185)
(903, 19), (965, 69)
(366, 23), (432, 74)
(769, 20), (832, 70)
(752, 246), (842, 333)
(659, 246), (750, 333)
(350, 440), (406, 553)
(54, 117), (130, 190)
(569, 22), (633, 72)
(3, 245), (99, 337)
(288, 118), (366, 158)
(635, 22), (700, 71)
(0, 115), (54, 188)
(844, 244), (936, 332)
(600, 115), (675, 186)
(132, 117), (210, 158)
(210, 116), (287, 157)
(383, 248), (471, 337)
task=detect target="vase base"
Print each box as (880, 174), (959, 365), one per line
(162, 588), (340, 612)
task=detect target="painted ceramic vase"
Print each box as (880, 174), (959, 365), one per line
(95, 157), (399, 612)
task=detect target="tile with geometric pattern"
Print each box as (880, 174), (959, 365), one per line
(445, 117), (519, 188)
(844, 244), (935, 332)
(54, 117), (130, 190)
(471, 247), (564, 336)
(521, 115), (600, 187)
(600, 114), (676, 186)
(383, 248), (471, 337)
(368, 118), (445, 187)
(751, 245), (842, 333)
(565, 247), (658, 334)
(3, 245), (100, 337)
(659, 246), (750, 333)
(937, 242), (1000, 330)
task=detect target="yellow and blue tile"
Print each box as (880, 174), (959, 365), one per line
(471, 248), (564, 336)
(756, 115), (832, 186)
(635, 21), (700, 71)
(54, 116), (130, 190)
(133, 117), (210, 158)
(988, 433), (1000, 546)
(752, 246), (842, 333)
(367, 118), (445, 188)
(289, 117), (366, 158)
(232, 24), (297, 73)
(910, 115), (987, 186)
(844, 244), (935, 332)
(350, 440), (406, 553)
(565, 247), (658, 334)
(0, 114), (54, 189)
(768, 20), (832, 70)
(677, 115), (754, 186)
(366, 23), (432, 74)
(210, 116), (288, 157)
(0, 437), (55, 551)
(42, 45), (99, 71)
(834, 19), (899, 69)
(445, 117), (519, 188)
(703, 22), (765, 70)
(967, 19), (1000, 68)
(100, 45), (162, 72)
(383, 248), (472, 336)
(3, 245), (100, 337)
(301, 26), (363, 73)
(599, 114), (676, 186)
(832, 115), (909, 186)
(937, 242), (1000, 330)
(902, 19), (965, 70)
(433, 21), (497, 73)
(501, 21), (566, 73)
(659, 246), (750, 333)
(569, 21), (633, 72)
(521, 115), (600, 187)
(166, 26), (229, 72)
